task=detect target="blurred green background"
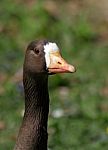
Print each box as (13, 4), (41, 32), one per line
(0, 0), (108, 149)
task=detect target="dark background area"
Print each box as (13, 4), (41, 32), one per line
(0, 0), (108, 149)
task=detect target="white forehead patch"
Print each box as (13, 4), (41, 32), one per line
(44, 42), (59, 68)
(44, 42), (59, 52)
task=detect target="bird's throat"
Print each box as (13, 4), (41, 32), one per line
(14, 73), (49, 150)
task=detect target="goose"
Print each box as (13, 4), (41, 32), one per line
(14, 39), (76, 150)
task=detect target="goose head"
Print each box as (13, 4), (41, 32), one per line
(24, 39), (76, 75)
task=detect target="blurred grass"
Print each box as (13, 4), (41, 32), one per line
(0, 0), (108, 150)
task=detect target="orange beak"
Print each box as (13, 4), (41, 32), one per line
(48, 51), (76, 74)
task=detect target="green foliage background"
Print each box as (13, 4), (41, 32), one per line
(0, 0), (108, 149)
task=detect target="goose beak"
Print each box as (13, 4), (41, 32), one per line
(48, 51), (76, 74)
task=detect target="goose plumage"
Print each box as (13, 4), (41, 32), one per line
(14, 39), (75, 150)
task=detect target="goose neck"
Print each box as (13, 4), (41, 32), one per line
(14, 73), (49, 150)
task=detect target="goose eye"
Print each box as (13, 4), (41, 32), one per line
(34, 48), (39, 55)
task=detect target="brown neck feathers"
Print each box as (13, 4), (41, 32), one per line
(14, 73), (49, 150)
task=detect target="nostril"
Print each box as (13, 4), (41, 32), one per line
(58, 61), (62, 65)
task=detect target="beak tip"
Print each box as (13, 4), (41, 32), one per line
(69, 65), (76, 73)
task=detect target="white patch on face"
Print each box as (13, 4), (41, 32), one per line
(44, 42), (59, 68)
